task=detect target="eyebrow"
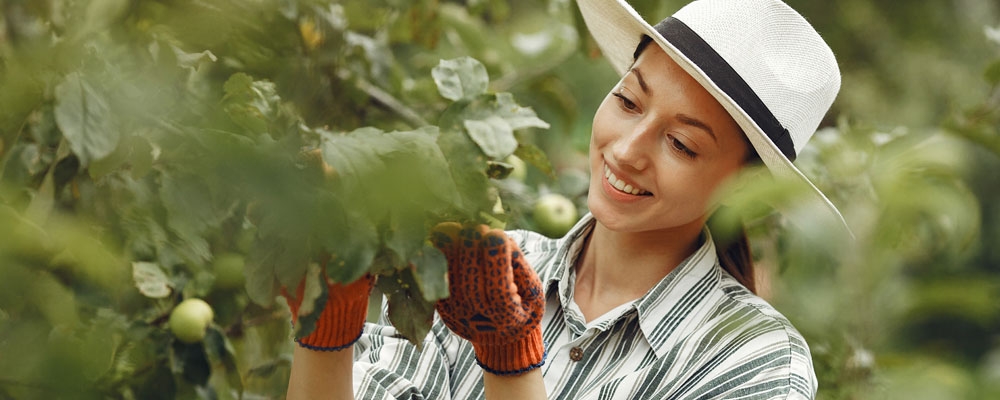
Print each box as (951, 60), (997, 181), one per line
(632, 68), (650, 95)
(677, 114), (718, 143)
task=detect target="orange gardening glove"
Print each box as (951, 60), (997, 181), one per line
(432, 223), (546, 376)
(282, 272), (375, 351)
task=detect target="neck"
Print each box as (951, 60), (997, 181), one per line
(573, 218), (704, 322)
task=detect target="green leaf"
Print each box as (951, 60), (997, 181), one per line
(317, 126), (460, 282)
(245, 209), (311, 305)
(160, 171), (230, 264)
(384, 211), (431, 264)
(410, 244), (449, 301)
(170, 341), (211, 386)
(464, 116), (517, 159)
(132, 261), (172, 299)
(318, 200), (379, 284)
(435, 122), (493, 218)
(160, 171), (214, 231)
(54, 73), (121, 166)
(491, 92), (550, 131)
(88, 143), (127, 179)
(244, 249), (281, 307)
(514, 143), (554, 177)
(203, 328), (244, 394)
(432, 57), (489, 101)
(377, 267), (436, 348)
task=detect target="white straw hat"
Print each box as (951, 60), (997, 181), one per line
(576, 0), (851, 235)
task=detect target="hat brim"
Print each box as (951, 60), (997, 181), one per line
(576, 0), (852, 238)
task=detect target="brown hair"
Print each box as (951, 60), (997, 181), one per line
(708, 209), (756, 293)
(632, 35), (758, 293)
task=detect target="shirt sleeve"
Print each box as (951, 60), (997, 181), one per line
(669, 304), (818, 400)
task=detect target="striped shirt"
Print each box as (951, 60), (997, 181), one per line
(352, 214), (817, 399)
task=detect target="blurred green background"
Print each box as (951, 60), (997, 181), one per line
(1, 0), (999, 398)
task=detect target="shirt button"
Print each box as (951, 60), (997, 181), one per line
(569, 347), (584, 361)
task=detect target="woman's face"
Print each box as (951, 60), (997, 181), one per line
(588, 44), (749, 234)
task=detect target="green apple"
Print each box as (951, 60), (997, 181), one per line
(533, 193), (578, 238)
(212, 252), (246, 290)
(506, 155), (527, 182)
(169, 298), (214, 343)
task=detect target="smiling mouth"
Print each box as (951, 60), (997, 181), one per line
(604, 164), (652, 196)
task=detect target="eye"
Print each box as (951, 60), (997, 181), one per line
(613, 92), (637, 111)
(668, 135), (698, 159)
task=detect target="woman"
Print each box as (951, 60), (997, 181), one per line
(286, 0), (846, 398)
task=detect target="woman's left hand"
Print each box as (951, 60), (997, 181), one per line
(431, 223), (546, 376)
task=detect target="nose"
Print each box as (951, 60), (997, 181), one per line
(611, 121), (654, 172)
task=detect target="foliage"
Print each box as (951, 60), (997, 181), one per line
(2, 0), (1000, 399)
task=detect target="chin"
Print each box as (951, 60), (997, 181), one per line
(587, 186), (639, 233)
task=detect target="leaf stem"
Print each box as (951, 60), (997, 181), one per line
(340, 69), (429, 128)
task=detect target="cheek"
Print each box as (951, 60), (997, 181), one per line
(590, 96), (618, 150)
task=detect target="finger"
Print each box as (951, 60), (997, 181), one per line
(508, 238), (544, 322)
(442, 225), (487, 307)
(456, 226), (489, 302)
(479, 229), (518, 324)
(430, 222), (463, 255)
(431, 222), (462, 243)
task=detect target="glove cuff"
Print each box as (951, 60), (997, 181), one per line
(295, 294), (369, 352)
(471, 327), (546, 376)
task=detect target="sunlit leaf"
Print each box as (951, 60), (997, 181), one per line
(491, 92), (550, 131)
(132, 261), (172, 299)
(222, 73), (282, 135)
(293, 263), (327, 341)
(172, 46), (217, 71)
(432, 57), (489, 101)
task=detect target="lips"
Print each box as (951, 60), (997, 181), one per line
(603, 164), (651, 196)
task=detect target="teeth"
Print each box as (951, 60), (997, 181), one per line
(603, 164), (649, 196)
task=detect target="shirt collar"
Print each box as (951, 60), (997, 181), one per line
(542, 213), (722, 358)
(634, 229), (721, 359)
(539, 213), (596, 290)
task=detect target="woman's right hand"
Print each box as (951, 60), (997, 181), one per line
(285, 271), (364, 400)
